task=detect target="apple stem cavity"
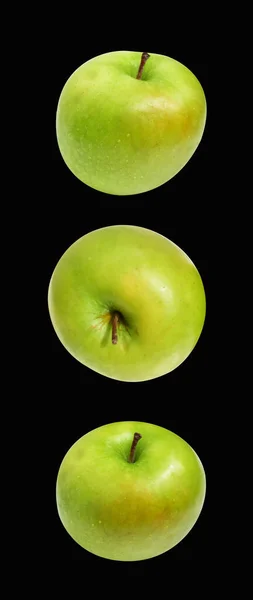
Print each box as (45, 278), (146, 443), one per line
(111, 311), (120, 345)
(128, 433), (142, 463)
(136, 52), (150, 80)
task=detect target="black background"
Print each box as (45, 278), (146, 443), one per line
(46, 28), (211, 576)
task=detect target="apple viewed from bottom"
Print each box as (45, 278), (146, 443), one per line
(56, 50), (206, 195)
(48, 225), (206, 382)
(56, 421), (206, 561)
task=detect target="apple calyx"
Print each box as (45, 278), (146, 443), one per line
(136, 52), (150, 80)
(128, 432), (142, 463)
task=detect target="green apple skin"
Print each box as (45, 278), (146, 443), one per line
(48, 225), (206, 382)
(56, 421), (206, 561)
(56, 51), (206, 195)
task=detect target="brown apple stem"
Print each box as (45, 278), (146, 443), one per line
(136, 52), (150, 80)
(112, 312), (120, 345)
(128, 433), (142, 463)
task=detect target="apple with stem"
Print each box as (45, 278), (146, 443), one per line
(56, 50), (206, 195)
(48, 225), (206, 382)
(56, 421), (206, 561)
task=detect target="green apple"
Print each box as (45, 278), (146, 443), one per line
(56, 421), (206, 561)
(48, 225), (206, 382)
(56, 50), (206, 195)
